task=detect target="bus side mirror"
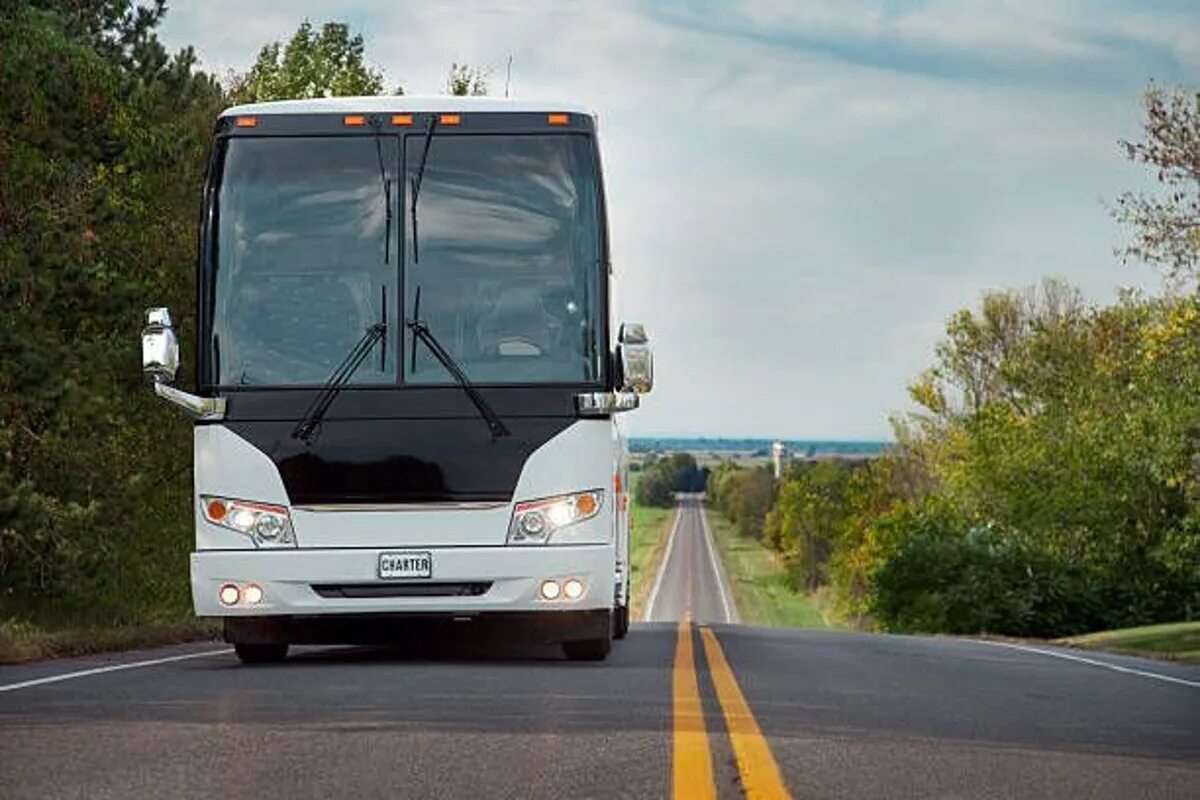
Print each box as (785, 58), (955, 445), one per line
(617, 322), (653, 394)
(142, 307), (180, 384)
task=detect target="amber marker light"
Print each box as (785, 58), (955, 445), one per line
(234, 116), (258, 128)
(205, 498), (227, 522)
(575, 492), (598, 517)
(439, 113), (461, 125)
(343, 115), (367, 127)
(392, 114), (413, 126)
(548, 113), (569, 125)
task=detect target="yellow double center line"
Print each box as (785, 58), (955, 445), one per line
(672, 619), (791, 799)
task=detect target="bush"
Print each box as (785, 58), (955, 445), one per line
(871, 524), (1104, 638)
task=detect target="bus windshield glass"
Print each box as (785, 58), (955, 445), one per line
(210, 136), (397, 386)
(404, 133), (604, 385)
(208, 130), (604, 387)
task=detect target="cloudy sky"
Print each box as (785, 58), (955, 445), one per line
(159, 1), (1199, 440)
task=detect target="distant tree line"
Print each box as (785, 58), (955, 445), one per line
(634, 454), (708, 508)
(709, 86), (1200, 637)
(0, 1), (490, 631)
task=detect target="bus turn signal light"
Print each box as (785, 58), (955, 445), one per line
(206, 498), (228, 522)
(575, 492), (597, 516)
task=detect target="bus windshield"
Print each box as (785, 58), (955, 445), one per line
(404, 133), (604, 385)
(208, 131), (604, 387)
(211, 136), (398, 386)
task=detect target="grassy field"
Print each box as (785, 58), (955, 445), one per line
(706, 510), (830, 628)
(627, 475), (677, 619)
(1057, 621), (1200, 664)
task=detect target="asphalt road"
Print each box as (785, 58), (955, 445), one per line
(1, 500), (1197, 798)
(644, 495), (738, 624)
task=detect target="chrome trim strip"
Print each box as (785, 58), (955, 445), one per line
(293, 501), (510, 513)
(155, 382), (226, 421)
(575, 391), (639, 416)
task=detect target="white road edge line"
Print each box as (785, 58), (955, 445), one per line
(978, 640), (1200, 689)
(0, 648), (234, 694)
(697, 501), (738, 624)
(643, 503), (684, 622)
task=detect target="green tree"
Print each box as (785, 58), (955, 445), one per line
(634, 462), (673, 508)
(230, 20), (388, 103)
(764, 461), (854, 590)
(709, 464), (775, 540)
(634, 453), (704, 508)
(447, 63), (488, 96)
(1, 0), (224, 626)
(887, 285), (1200, 631)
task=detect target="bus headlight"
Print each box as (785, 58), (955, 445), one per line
(201, 496), (295, 547)
(507, 490), (603, 545)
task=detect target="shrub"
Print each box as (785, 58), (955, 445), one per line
(871, 523), (1104, 638)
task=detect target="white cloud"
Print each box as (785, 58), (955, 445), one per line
(158, 0), (1189, 439)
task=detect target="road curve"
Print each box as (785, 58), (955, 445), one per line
(1, 501), (1197, 798)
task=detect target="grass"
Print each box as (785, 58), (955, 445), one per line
(629, 502), (674, 619)
(627, 474), (677, 620)
(0, 618), (220, 665)
(705, 509), (830, 628)
(1056, 621), (1200, 664)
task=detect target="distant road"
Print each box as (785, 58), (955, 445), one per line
(1, 498), (1197, 798)
(644, 494), (738, 624)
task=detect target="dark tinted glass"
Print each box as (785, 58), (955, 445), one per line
(211, 137), (397, 386)
(405, 134), (604, 384)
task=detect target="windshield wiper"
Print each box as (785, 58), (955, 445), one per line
(409, 115), (438, 264)
(292, 318), (387, 443)
(406, 288), (509, 440)
(374, 130), (392, 264)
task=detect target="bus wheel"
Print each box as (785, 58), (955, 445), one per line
(562, 636), (611, 661)
(234, 643), (289, 664)
(613, 605), (630, 640)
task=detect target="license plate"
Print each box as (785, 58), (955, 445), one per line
(378, 551), (433, 580)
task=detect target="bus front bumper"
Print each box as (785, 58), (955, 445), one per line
(191, 545), (615, 618)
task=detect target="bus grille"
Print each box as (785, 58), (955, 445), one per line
(311, 582), (492, 599)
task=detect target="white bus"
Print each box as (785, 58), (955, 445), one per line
(140, 97), (652, 663)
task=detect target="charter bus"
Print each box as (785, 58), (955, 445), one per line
(140, 97), (653, 663)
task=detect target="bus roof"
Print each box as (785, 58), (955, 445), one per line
(220, 96), (595, 119)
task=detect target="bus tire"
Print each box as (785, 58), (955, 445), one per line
(562, 636), (611, 661)
(613, 605), (630, 640)
(234, 643), (289, 664)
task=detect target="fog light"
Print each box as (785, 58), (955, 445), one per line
(242, 584), (264, 605)
(539, 579), (561, 600)
(563, 578), (585, 600)
(219, 583), (240, 606)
